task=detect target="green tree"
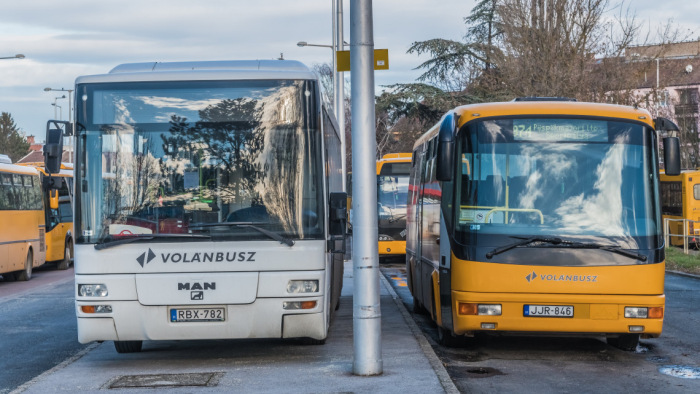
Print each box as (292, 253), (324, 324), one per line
(0, 112), (30, 163)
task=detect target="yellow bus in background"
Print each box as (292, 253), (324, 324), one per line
(376, 153), (411, 260)
(659, 169), (700, 246)
(0, 161), (47, 281)
(407, 99), (681, 350)
(20, 163), (74, 270)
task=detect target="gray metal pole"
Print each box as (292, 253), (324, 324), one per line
(350, 0), (382, 376)
(334, 0), (346, 191)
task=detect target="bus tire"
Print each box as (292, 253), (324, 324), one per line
(114, 340), (142, 353)
(15, 249), (33, 281)
(57, 241), (72, 270)
(300, 337), (326, 345)
(412, 298), (427, 315)
(437, 325), (462, 347)
(607, 334), (639, 351)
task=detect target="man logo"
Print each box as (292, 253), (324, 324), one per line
(191, 291), (204, 300)
(136, 248), (156, 267)
(525, 271), (537, 283)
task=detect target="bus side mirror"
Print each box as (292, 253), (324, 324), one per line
(436, 112), (456, 182)
(663, 137), (681, 176)
(49, 189), (59, 210)
(44, 121), (68, 174)
(329, 192), (347, 237)
(655, 117), (681, 176)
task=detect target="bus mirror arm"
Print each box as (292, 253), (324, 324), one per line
(436, 112), (456, 182)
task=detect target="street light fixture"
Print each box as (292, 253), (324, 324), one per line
(297, 41), (334, 49)
(0, 54), (25, 60)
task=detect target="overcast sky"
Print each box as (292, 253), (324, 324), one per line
(1, 0), (699, 142)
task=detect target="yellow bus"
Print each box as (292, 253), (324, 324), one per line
(406, 98), (681, 350)
(376, 153), (411, 259)
(0, 162), (47, 281)
(659, 169), (700, 246)
(20, 163), (74, 269)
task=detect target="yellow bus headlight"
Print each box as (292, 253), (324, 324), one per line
(624, 306), (663, 319)
(458, 303), (501, 316)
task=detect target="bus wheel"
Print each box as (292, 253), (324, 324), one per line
(607, 334), (639, 351)
(15, 250), (33, 281)
(437, 325), (461, 347)
(57, 241), (72, 270)
(300, 337), (326, 345)
(114, 340), (142, 353)
(412, 298), (427, 315)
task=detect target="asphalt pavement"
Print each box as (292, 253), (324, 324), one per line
(11, 261), (458, 394)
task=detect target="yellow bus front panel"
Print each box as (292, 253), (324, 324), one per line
(449, 258), (665, 337)
(378, 240), (406, 256)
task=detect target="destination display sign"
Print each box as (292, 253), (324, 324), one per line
(512, 119), (608, 142)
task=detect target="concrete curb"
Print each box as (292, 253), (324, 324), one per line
(666, 269), (700, 280)
(9, 342), (100, 394)
(379, 273), (460, 394)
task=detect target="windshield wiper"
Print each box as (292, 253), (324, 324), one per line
(559, 242), (647, 262)
(94, 234), (211, 251)
(485, 237), (647, 261)
(190, 221), (295, 247)
(486, 236), (563, 259)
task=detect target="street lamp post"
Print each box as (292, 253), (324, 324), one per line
(297, 36), (347, 191)
(44, 87), (74, 162)
(332, 0), (346, 192)
(52, 95), (66, 120)
(51, 104), (62, 120)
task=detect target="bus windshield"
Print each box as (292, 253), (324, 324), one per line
(75, 79), (323, 244)
(453, 117), (661, 256)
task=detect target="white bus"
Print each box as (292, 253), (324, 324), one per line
(49, 60), (347, 353)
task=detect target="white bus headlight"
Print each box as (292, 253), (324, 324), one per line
(287, 280), (319, 294)
(78, 284), (108, 297)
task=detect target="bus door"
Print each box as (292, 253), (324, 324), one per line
(409, 149), (426, 302)
(420, 141), (439, 316)
(45, 176), (72, 261)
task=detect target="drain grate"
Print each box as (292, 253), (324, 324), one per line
(446, 365), (503, 379)
(658, 365), (700, 379)
(108, 372), (222, 388)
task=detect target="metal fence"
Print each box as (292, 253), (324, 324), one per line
(663, 218), (700, 254)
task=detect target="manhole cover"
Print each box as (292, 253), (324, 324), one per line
(108, 372), (222, 388)
(658, 365), (700, 379)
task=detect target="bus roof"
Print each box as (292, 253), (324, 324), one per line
(0, 162), (40, 176)
(378, 153), (412, 161)
(453, 101), (654, 128)
(76, 60), (318, 84)
(17, 163), (74, 177)
(414, 100), (656, 150)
